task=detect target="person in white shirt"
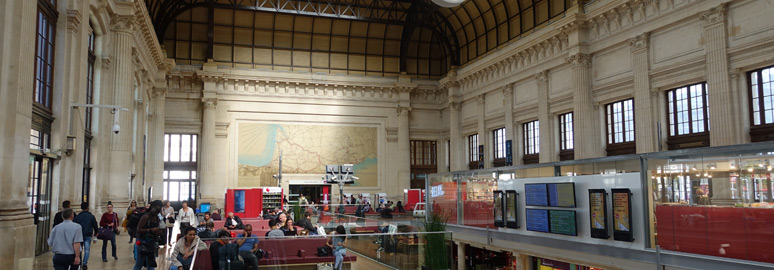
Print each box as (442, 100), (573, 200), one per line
(178, 201), (196, 230)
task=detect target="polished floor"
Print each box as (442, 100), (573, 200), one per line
(35, 232), (174, 270)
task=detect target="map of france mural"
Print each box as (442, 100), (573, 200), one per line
(238, 123), (378, 187)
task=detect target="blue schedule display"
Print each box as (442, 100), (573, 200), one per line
(548, 183), (576, 207)
(526, 209), (550, 233)
(525, 184), (548, 206)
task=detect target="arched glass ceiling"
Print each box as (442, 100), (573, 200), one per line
(146, 0), (573, 79)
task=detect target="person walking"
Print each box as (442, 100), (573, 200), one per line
(48, 208), (83, 270)
(52, 200), (71, 228)
(326, 225), (348, 270)
(124, 200), (138, 243)
(99, 202), (119, 262)
(161, 200), (175, 246)
(134, 200), (164, 270)
(73, 202), (98, 269)
(178, 200), (196, 231)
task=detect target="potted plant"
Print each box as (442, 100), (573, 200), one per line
(422, 212), (451, 270)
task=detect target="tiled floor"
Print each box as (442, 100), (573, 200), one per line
(34, 233), (174, 270)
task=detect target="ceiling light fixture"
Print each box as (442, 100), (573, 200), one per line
(432, 0), (466, 8)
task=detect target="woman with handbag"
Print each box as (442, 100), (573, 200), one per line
(162, 200), (175, 246)
(99, 203), (120, 262)
(178, 200), (196, 231)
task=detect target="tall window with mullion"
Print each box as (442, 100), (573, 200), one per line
(82, 25), (96, 203)
(468, 134), (478, 169)
(523, 120), (539, 164)
(34, 0), (57, 110)
(492, 128), (507, 167)
(666, 83), (710, 149)
(558, 112), (574, 160)
(410, 140), (437, 189)
(163, 134), (198, 202)
(750, 65), (774, 142)
(605, 99), (635, 156)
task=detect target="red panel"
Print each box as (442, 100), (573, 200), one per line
(706, 207), (747, 260)
(655, 205), (676, 250)
(744, 208), (774, 263)
(225, 189), (235, 217)
(672, 206), (709, 255)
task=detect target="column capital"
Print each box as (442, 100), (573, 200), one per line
(152, 87), (168, 98)
(701, 3), (727, 28)
(449, 102), (462, 111)
(503, 85), (514, 97)
(566, 53), (592, 68)
(477, 94), (485, 105)
(66, 9), (82, 34)
(629, 32), (650, 52)
(396, 105), (412, 116)
(441, 80), (460, 90)
(202, 97), (218, 110)
(535, 70), (548, 84)
(110, 15), (134, 33)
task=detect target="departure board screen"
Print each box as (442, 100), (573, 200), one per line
(525, 184), (549, 206)
(526, 209), (550, 233)
(548, 183), (576, 207)
(549, 210), (577, 236)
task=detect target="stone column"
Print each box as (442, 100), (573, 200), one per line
(199, 97), (218, 202)
(477, 94), (488, 168)
(630, 33), (657, 153)
(436, 134), (446, 173)
(0, 0), (38, 268)
(456, 241), (466, 270)
(106, 15), (135, 210)
(149, 87), (167, 202)
(536, 71), (554, 163)
(702, 3), (738, 146)
(568, 53), (600, 159)
(503, 84), (515, 165)
(397, 105), (411, 194)
(447, 82), (464, 171)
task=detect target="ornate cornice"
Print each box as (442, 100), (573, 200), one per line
(566, 53), (592, 68)
(66, 9), (82, 34)
(629, 32), (650, 52)
(701, 3), (727, 28)
(202, 97), (218, 109)
(110, 15), (134, 33)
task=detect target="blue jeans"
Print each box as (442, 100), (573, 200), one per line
(239, 250), (259, 270)
(102, 233), (116, 260)
(82, 237), (92, 266)
(133, 252), (156, 270)
(334, 248), (346, 270)
(170, 253), (192, 270)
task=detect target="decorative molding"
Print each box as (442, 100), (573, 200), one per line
(202, 97), (218, 109)
(215, 122), (230, 138)
(152, 87), (168, 98)
(535, 70), (549, 84)
(385, 127), (399, 142)
(110, 15), (134, 33)
(701, 3), (727, 28)
(476, 94), (485, 105)
(450, 102), (462, 111)
(66, 9), (82, 33)
(396, 105), (412, 116)
(629, 32), (650, 52)
(566, 53), (592, 68)
(101, 54), (113, 70)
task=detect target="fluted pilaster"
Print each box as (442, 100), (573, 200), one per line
(630, 32), (656, 153)
(567, 53), (601, 159)
(397, 105), (411, 191)
(702, 3), (738, 146)
(536, 70), (554, 163)
(106, 15), (135, 205)
(477, 94), (487, 168)
(503, 84), (515, 166)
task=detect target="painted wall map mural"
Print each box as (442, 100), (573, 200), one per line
(238, 123), (378, 187)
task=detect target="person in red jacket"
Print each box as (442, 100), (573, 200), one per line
(99, 202), (120, 262)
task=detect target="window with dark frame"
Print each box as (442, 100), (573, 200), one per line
(34, 0), (57, 110)
(492, 128), (507, 167)
(410, 140), (437, 189)
(666, 83), (710, 149)
(605, 99), (636, 156)
(559, 112), (575, 161)
(523, 120), (539, 164)
(750, 65), (774, 142)
(468, 134), (479, 162)
(163, 134), (198, 202)
(82, 24), (96, 203)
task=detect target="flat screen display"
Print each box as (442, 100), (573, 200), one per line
(548, 183), (576, 207)
(525, 184), (548, 206)
(526, 208), (549, 233)
(234, 190), (246, 213)
(494, 191), (504, 227)
(506, 191), (517, 222)
(613, 191), (631, 232)
(549, 210), (577, 236)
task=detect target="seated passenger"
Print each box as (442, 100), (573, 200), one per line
(199, 212), (214, 227)
(210, 209), (222, 220)
(225, 212), (244, 230)
(282, 217), (298, 236)
(296, 212), (317, 234)
(236, 224), (259, 270)
(396, 201), (405, 212)
(209, 230), (233, 270)
(265, 219), (284, 238)
(169, 227), (208, 270)
(198, 222), (217, 239)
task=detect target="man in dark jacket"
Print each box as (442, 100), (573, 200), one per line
(296, 212), (316, 233)
(72, 202), (97, 269)
(209, 230), (234, 270)
(225, 212), (244, 230)
(198, 222), (218, 239)
(53, 200), (71, 227)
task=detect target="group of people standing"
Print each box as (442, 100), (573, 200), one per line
(48, 200), (124, 270)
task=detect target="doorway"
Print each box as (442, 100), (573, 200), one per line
(288, 185), (330, 204)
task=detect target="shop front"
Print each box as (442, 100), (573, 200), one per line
(532, 257), (602, 270)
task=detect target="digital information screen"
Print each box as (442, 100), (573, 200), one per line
(589, 191), (606, 230)
(526, 208), (550, 233)
(549, 210), (577, 236)
(234, 190), (246, 213)
(613, 191), (631, 232)
(548, 183), (576, 207)
(525, 184), (548, 206)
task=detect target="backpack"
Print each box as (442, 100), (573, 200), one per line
(218, 243), (243, 270)
(127, 212), (143, 235)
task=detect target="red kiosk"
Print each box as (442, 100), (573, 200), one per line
(225, 187), (283, 218)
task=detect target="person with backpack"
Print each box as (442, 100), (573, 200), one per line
(170, 226), (208, 270)
(236, 224), (259, 269)
(72, 202), (98, 270)
(133, 200), (164, 270)
(209, 230), (238, 270)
